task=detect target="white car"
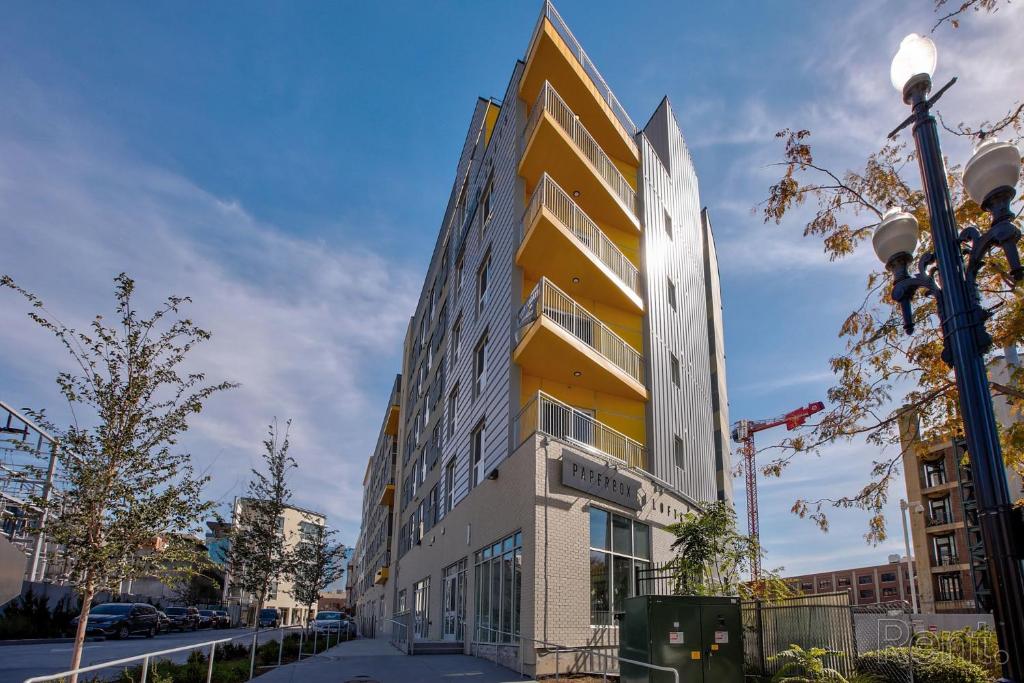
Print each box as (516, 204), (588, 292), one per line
(311, 611), (345, 636)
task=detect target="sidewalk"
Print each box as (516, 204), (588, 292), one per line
(258, 637), (530, 683)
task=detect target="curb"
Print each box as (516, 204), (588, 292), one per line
(0, 637), (74, 647)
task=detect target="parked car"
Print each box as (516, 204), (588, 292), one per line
(213, 610), (231, 628)
(197, 610), (215, 629)
(163, 606), (200, 631)
(156, 611), (171, 633)
(70, 603), (159, 639)
(311, 611), (342, 634)
(258, 608), (279, 628)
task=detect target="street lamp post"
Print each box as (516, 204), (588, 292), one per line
(875, 34), (1024, 681)
(899, 499), (923, 615)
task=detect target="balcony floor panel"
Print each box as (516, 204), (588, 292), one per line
(513, 317), (647, 401)
(520, 19), (638, 167)
(519, 113), (639, 234)
(517, 207), (642, 315)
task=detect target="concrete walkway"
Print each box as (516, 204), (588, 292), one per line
(257, 638), (530, 683)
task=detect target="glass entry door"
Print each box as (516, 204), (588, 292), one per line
(442, 559), (466, 641)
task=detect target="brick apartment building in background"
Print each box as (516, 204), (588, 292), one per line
(898, 350), (1024, 614)
(782, 555), (917, 608)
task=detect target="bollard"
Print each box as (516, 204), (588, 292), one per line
(298, 627), (305, 660)
(277, 627), (284, 667)
(206, 643), (216, 683)
(313, 628), (318, 654)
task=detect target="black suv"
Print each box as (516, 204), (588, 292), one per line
(163, 606), (200, 631)
(71, 603), (159, 639)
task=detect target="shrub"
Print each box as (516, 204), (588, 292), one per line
(912, 628), (1001, 681)
(769, 644), (848, 683)
(855, 647), (988, 683)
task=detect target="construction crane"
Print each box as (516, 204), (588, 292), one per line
(731, 401), (824, 583)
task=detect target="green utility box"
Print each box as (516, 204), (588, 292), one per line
(619, 595), (743, 683)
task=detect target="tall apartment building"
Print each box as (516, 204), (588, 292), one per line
(899, 351), (1024, 614)
(352, 375), (401, 637)
(352, 2), (732, 672)
(781, 555), (917, 608)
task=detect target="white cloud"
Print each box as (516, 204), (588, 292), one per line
(0, 77), (420, 543)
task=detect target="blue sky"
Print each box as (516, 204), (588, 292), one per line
(1, 1), (1020, 576)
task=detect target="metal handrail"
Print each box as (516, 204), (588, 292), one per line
(23, 636), (234, 683)
(515, 391), (646, 470)
(524, 82), (638, 218)
(472, 623), (677, 683)
(523, 173), (640, 296)
(519, 278), (643, 384)
(539, 0), (638, 137)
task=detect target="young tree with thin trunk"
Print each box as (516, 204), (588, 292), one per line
(289, 525), (346, 627)
(758, 0), (1022, 543)
(223, 420), (296, 631)
(0, 273), (235, 679)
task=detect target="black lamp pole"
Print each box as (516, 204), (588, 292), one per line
(895, 80), (1024, 680)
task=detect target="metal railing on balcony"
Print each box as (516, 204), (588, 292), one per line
(524, 82), (638, 218)
(925, 510), (953, 526)
(515, 391), (646, 469)
(523, 173), (640, 296)
(539, 0), (638, 137)
(935, 554), (961, 566)
(519, 278), (643, 384)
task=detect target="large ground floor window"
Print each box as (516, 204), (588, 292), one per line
(413, 577), (430, 639)
(474, 530), (522, 643)
(590, 506), (651, 625)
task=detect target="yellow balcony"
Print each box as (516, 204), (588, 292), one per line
(378, 483), (395, 508)
(514, 391), (646, 470)
(520, 11), (638, 166)
(518, 173), (642, 314)
(514, 278), (646, 401)
(520, 82), (639, 233)
(385, 404), (400, 436)
(374, 565), (389, 585)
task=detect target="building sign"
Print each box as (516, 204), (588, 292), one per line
(561, 450), (641, 510)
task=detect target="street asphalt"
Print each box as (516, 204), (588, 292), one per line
(0, 627), (282, 683)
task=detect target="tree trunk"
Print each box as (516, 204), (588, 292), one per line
(68, 584), (95, 683)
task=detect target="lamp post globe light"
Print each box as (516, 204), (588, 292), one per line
(879, 33), (1024, 680)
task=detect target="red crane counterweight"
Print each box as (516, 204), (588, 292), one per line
(731, 401), (824, 583)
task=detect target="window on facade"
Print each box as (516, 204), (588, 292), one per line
(928, 496), (952, 525)
(934, 534), (957, 565)
(481, 174), (494, 229)
(859, 589), (873, 600)
(880, 572), (897, 582)
(667, 278), (676, 311)
(674, 435), (685, 470)
(477, 250), (491, 315)
(838, 577), (851, 587)
(474, 332), (488, 397)
(471, 420), (486, 487)
(474, 531), (522, 643)
(397, 589), (407, 613)
(455, 256), (464, 296)
(937, 572), (963, 601)
(447, 385), (459, 438)
(882, 587), (898, 597)
(923, 457), (947, 487)
(801, 581), (814, 591)
(858, 575), (872, 585)
(670, 354), (680, 387)
(451, 315), (462, 369)
(819, 579), (832, 589)
(444, 458), (456, 517)
(427, 485), (438, 529)
(589, 507), (651, 625)
(663, 208), (673, 240)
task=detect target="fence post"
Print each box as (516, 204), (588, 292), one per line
(140, 655), (150, 683)
(756, 599), (766, 676)
(206, 643), (216, 683)
(298, 626), (304, 660)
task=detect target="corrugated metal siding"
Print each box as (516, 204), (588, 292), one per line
(638, 98), (718, 504)
(702, 209), (734, 503)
